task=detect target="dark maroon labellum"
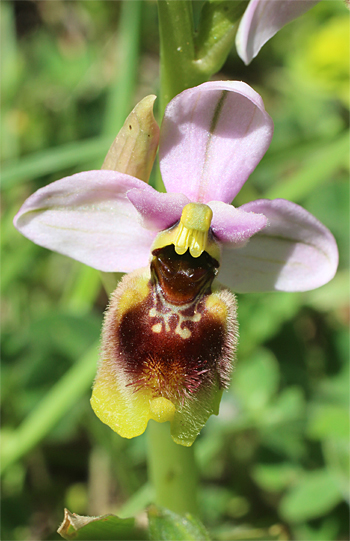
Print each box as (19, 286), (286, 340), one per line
(117, 246), (226, 402)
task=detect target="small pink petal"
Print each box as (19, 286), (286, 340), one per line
(219, 198), (338, 292)
(159, 81), (273, 204)
(236, 0), (320, 65)
(209, 200), (267, 245)
(13, 170), (156, 272)
(127, 188), (190, 230)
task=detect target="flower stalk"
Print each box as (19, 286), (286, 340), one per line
(157, 0), (198, 117)
(157, 0), (248, 117)
(147, 421), (198, 516)
(153, 1), (243, 512)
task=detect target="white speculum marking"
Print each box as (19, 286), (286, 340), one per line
(149, 303), (201, 339)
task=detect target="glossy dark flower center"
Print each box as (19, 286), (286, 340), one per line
(151, 244), (219, 305)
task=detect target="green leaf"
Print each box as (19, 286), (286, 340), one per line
(195, 1), (247, 74)
(148, 506), (211, 541)
(304, 270), (349, 313)
(293, 517), (340, 541)
(323, 438), (350, 501)
(265, 387), (305, 426)
(307, 404), (350, 440)
(57, 508), (142, 540)
(199, 486), (248, 524)
(279, 469), (343, 523)
(259, 388), (306, 459)
(252, 463), (302, 493)
(233, 348), (280, 413)
(237, 292), (301, 356)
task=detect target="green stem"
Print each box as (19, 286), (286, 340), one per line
(152, 0), (247, 513)
(157, 0), (248, 118)
(157, 0), (199, 118)
(156, 0), (200, 192)
(147, 421), (198, 515)
(150, 0), (250, 515)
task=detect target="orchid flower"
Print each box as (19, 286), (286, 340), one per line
(236, 0), (320, 65)
(14, 81), (338, 446)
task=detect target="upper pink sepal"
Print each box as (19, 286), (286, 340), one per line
(236, 0), (320, 65)
(218, 198), (338, 292)
(209, 200), (267, 245)
(13, 170), (157, 272)
(159, 81), (273, 205)
(127, 188), (190, 231)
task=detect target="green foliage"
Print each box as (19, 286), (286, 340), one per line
(57, 509), (141, 540)
(57, 505), (210, 541)
(1, 1), (349, 540)
(279, 469), (343, 523)
(148, 506), (211, 541)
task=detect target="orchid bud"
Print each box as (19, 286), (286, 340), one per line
(102, 95), (160, 183)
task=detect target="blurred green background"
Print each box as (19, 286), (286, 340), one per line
(1, 1), (349, 540)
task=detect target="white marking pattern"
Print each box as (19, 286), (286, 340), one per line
(149, 295), (202, 339)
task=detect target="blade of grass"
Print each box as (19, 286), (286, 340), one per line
(1, 136), (111, 189)
(1, 342), (99, 474)
(117, 482), (155, 519)
(264, 132), (349, 201)
(103, 0), (142, 136)
(1, 1), (21, 161)
(60, 265), (102, 315)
